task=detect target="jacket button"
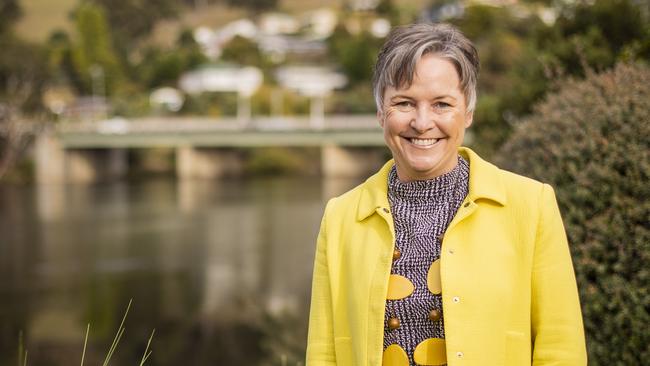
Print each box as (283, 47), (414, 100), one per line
(393, 248), (401, 260)
(452, 296), (460, 303)
(429, 309), (442, 321)
(448, 248), (454, 254)
(456, 351), (464, 358)
(388, 317), (400, 330)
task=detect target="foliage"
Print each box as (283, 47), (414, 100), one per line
(457, 0), (650, 158)
(110, 87), (152, 117)
(46, 30), (75, 82)
(257, 310), (308, 366)
(137, 30), (207, 89)
(452, 5), (539, 156)
(0, 4), (48, 182)
(328, 84), (376, 114)
(545, 0), (649, 72)
(70, 3), (124, 95)
(181, 92), (238, 116)
(245, 148), (309, 176)
(86, 0), (178, 51)
(513, 0), (649, 114)
(376, 0), (396, 16)
(496, 63), (650, 365)
(226, 0), (277, 12)
(0, 35), (49, 111)
(0, 0), (21, 34)
(328, 26), (383, 85)
(221, 35), (270, 71)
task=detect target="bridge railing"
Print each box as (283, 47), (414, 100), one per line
(57, 115), (381, 135)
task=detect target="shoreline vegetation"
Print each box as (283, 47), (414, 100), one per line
(18, 300), (156, 366)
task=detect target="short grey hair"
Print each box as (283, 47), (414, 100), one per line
(372, 23), (480, 113)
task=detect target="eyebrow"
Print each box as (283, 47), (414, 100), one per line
(390, 95), (413, 101)
(390, 94), (458, 101)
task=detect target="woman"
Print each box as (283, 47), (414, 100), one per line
(306, 23), (587, 366)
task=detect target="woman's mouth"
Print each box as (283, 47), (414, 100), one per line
(408, 137), (440, 147)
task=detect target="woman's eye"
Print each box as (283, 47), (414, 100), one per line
(395, 101), (413, 108)
(434, 102), (451, 108)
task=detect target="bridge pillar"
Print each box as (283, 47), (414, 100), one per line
(321, 145), (386, 178)
(35, 131), (127, 183)
(176, 146), (244, 179)
(66, 149), (128, 183)
(35, 130), (66, 184)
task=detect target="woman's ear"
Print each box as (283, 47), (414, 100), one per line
(377, 110), (385, 128)
(464, 111), (474, 128)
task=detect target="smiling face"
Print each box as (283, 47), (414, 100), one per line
(379, 53), (473, 182)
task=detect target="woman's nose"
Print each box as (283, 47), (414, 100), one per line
(410, 105), (435, 133)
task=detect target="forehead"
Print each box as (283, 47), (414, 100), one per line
(387, 54), (462, 97)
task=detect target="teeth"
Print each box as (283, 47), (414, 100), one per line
(410, 138), (439, 146)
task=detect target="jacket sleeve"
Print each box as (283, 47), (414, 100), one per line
(306, 201), (336, 365)
(531, 184), (588, 365)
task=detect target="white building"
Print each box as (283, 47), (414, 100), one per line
(193, 19), (258, 60)
(179, 64), (263, 97)
(301, 8), (338, 39)
(259, 12), (300, 35)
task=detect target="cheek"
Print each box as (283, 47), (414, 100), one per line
(439, 115), (468, 136)
(383, 108), (410, 132)
(383, 107), (399, 122)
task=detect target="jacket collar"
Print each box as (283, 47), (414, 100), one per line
(356, 147), (507, 221)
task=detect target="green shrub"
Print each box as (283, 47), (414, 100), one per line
(245, 147), (311, 176)
(496, 62), (650, 365)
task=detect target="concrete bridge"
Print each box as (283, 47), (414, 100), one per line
(35, 115), (387, 183)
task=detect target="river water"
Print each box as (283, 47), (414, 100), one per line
(0, 176), (363, 365)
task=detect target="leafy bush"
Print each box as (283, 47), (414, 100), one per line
(245, 147), (314, 176)
(496, 63), (650, 365)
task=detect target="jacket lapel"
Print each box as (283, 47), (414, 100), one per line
(356, 160), (394, 222)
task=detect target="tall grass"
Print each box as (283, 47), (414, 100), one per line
(18, 331), (27, 366)
(20, 299), (155, 366)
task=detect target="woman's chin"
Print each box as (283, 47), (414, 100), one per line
(398, 153), (461, 180)
(397, 161), (440, 180)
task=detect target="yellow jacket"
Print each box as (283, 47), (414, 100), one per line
(306, 147), (586, 365)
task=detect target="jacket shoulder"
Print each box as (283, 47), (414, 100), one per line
(498, 167), (546, 192)
(495, 167), (558, 214)
(323, 180), (366, 218)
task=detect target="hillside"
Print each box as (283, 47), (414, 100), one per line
(15, 0), (78, 41)
(15, 0), (427, 43)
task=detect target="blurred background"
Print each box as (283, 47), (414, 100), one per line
(0, 0), (648, 365)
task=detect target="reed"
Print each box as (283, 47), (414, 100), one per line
(138, 329), (155, 366)
(102, 299), (132, 366)
(18, 299), (155, 365)
(17, 331), (27, 366)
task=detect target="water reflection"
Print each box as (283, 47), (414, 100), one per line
(0, 176), (362, 365)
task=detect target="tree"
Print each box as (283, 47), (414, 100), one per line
(328, 26), (382, 85)
(88, 0), (178, 51)
(0, 0), (21, 34)
(458, 0), (650, 158)
(496, 63), (650, 365)
(0, 36), (49, 112)
(452, 5), (539, 157)
(136, 28), (207, 88)
(0, 35), (49, 180)
(221, 36), (268, 69)
(70, 3), (124, 95)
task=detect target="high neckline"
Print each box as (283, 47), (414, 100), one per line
(388, 156), (469, 202)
